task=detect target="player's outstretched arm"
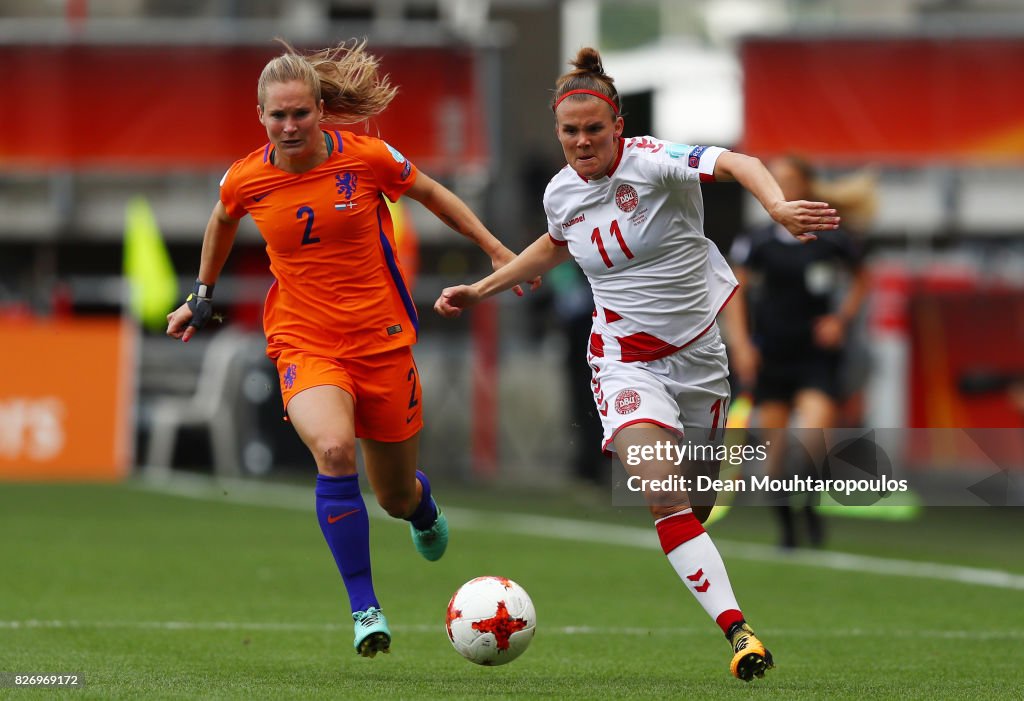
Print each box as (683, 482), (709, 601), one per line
(404, 172), (541, 294)
(713, 151), (840, 242)
(166, 200), (241, 342)
(434, 234), (570, 319)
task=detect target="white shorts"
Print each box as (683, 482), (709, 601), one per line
(589, 324), (730, 456)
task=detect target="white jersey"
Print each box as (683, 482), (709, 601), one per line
(544, 136), (738, 363)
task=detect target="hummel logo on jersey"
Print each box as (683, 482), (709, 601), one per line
(686, 568), (711, 592)
(562, 212), (585, 229)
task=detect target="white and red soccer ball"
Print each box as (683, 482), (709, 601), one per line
(446, 576), (536, 666)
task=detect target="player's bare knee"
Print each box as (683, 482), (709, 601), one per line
(312, 438), (357, 476)
(649, 494), (714, 523)
(648, 496), (691, 521)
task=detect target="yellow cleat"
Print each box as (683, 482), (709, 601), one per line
(727, 621), (774, 682)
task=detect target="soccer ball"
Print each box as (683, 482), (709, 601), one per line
(445, 576), (536, 666)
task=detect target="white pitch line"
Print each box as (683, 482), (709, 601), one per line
(1, 619), (1021, 641)
(131, 472), (1024, 591)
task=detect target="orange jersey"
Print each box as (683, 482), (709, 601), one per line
(220, 130), (419, 360)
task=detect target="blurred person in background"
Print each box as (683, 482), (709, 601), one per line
(547, 263), (608, 485)
(723, 154), (871, 549)
(166, 39), (528, 659)
(434, 47), (840, 682)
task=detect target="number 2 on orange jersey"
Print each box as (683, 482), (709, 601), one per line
(297, 206), (319, 245)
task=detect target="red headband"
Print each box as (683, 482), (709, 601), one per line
(553, 89), (620, 115)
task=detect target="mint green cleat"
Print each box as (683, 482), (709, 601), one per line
(410, 503), (448, 561)
(353, 607), (391, 658)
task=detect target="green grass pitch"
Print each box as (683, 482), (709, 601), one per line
(1, 478), (1022, 699)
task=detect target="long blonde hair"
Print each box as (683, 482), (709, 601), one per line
(258, 38), (398, 124)
(780, 154), (878, 233)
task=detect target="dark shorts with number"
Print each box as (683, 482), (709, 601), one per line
(274, 345), (422, 442)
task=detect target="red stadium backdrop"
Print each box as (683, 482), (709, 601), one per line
(741, 37), (1024, 164)
(0, 44), (487, 174)
(909, 283), (1024, 430)
(902, 269), (1024, 470)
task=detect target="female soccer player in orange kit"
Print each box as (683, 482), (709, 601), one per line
(166, 40), (526, 658)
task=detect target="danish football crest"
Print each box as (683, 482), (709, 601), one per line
(615, 389), (641, 414)
(615, 184), (638, 213)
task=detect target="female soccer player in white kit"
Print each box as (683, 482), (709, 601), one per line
(434, 47), (840, 681)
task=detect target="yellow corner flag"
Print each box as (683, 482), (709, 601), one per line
(123, 196), (178, 331)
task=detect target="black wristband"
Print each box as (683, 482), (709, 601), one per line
(193, 279), (214, 299)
